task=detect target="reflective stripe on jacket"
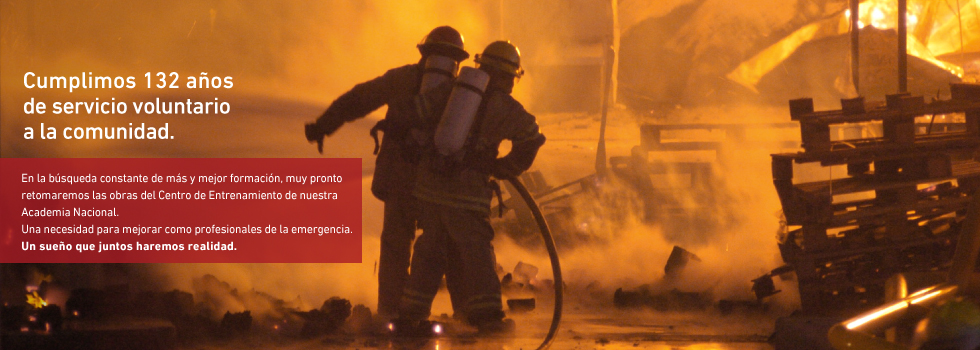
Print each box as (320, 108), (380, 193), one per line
(413, 88), (544, 214)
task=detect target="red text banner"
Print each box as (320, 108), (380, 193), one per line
(0, 158), (361, 263)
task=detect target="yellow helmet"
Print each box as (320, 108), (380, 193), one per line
(417, 26), (469, 61)
(475, 41), (524, 78)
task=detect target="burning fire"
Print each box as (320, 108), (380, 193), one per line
(728, 0), (975, 90)
(26, 290), (47, 309)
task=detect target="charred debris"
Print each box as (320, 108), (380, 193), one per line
(1, 274), (363, 350)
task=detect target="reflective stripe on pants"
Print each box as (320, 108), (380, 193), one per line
(399, 201), (502, 322)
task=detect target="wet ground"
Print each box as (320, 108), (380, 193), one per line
(183, 307), (776, 350)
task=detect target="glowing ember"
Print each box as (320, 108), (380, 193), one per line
(870, 7), (887, 28)
(26, 291), (47, 308)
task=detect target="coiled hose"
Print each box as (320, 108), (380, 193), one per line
(505, 177), (563, 350)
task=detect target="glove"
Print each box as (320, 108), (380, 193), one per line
(305, 123), (326, 154)
(305, 118), (344, 154)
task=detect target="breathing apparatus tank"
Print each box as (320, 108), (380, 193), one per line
(434, 66), (490, 157)
(419, 55), (458, 94)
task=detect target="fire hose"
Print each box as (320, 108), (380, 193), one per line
(505, 177), (563, 350)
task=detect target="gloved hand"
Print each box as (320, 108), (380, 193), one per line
(305, 118), (344, 154)
(305, 123), (326, 154)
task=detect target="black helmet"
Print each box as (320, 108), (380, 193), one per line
(474, 40), (524, 78)
(417, 26), (469, 62)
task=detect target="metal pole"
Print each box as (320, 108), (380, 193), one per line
(898, 0), (908, 93)
(595, 45), (611, 177)
(851, 0), (860, 95)
(610, 0), (619, 105)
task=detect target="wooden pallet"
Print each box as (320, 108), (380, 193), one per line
(789, 89), (980, 155)
(772, 83), (980, 314)
(773, 155), (980, 227)
(640, 122), (799, 151)
(774, 84), (980, 250)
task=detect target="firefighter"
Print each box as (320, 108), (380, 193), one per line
(304, 26), (470, 322)
(397, 40), (546, 335)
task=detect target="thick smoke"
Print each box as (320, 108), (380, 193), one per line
(2, 0), (908, 318)
(492, 105), (803, 312)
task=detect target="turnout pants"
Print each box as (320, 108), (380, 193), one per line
(377, 194), (466, 317)
(399, 202), (504, 324)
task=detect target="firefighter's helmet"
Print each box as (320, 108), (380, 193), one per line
(418, 26), (469, 61)
(475, 41), (524, 78)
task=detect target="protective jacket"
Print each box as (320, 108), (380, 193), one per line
(312, 63), (472, 317)
(400, 80), (545, 326)
(311, 64), (423, 200)
(412, 84), (546, 214)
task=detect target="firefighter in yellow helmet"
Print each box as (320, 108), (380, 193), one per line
(396, 40), (545, 335)
(304, 26), (470, 322)
(474, 40), (525, 83)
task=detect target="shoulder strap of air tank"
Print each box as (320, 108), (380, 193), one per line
(369, 119), (388, 155)
(424, 67), (455, 80)
(465, 91), (491, 149)
(454, 80), (486, 97)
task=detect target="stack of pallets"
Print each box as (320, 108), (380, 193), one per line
(773, 83), (980, 314)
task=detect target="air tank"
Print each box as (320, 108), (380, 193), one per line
(419, 55), (457, 93)
(434, 66), (490, 157)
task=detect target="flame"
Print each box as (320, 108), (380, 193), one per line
(728, 0), (975, 89)
(26, 291), (47, 309)
(726, 16), (840, 92)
